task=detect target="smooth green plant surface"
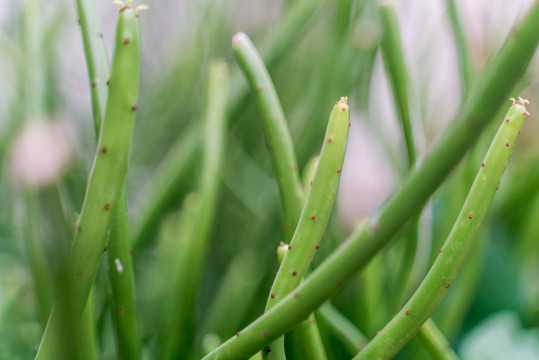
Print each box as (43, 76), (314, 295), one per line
(3, 0), (539, 359)
(36, 4), (142, 358)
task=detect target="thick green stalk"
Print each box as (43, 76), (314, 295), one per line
(36, 6), (141, 358)
(158, 59), (230, 360)
(203, 4), (539, 357)
(107, 189), (140, 360)
(232, 32), (304, 241)
(265, 98), (349, 307)
(74, 0), (110, 133)
(75, 0), (141, 357)
(379, 1), (416, 166)
(416, 319), (460, 360)
(446, 0), (475, 95)
(353, 100), (530, 360)
(315, 302), (368, 356)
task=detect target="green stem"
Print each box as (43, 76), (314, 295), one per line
(353, 100), (529, 360)
(379, 1), (416, 167)
(315, 302), (368, 356)
(107, 189), (140, 360)
(417, 319), (460, 360)
(74, 0), (141, 356)
(446, 0), (475, 95)
(74, 0), (110, 133)
(202, 4), (539, 357)
(36, 6), (141, 358)
(158, 59), (230, 360)
(232, 32), (304, 241)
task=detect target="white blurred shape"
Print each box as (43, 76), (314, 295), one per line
(338, 117), (397, 232)
(6, 119), (75, 188)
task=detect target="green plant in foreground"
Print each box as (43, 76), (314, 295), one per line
(354, 99), (530, 360)
(36, 3), (142, 358)
(203, 2), (539, 357)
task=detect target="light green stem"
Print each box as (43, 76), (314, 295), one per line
(417, 319), (460, 360)
(36, 6), (141, 358)
(353, 100), (529, 360)
(232, 32), (304, 241)
(158, 59), (230, 360)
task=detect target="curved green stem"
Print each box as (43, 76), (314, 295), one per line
(446, 0), (475, 95)
(158, 59), (230, 360)
(232, 32), (304, 241)
(107, 189), (140, 360)
(379, 1), (416, 167)
(36, 6), (141, 358)
(417, 319), (460, 360)
(74, 0), (110, 133)
(202, 4), (539, 357)
(353, 100), (529, 360)
(315, 302), (368, 356)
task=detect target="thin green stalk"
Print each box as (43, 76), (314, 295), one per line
(446, 0), (475, 95)
(107, 189), (140, 360)
(315, 302), (368, 356)
(203, 4), (539, 357)
(22, 190), (53, 327)
(232, 32), (304, 241)
(417, 319), (460, 360)
(158, 59), (230, 360)
(36, 5), (142, 358)
(74, 0), (110, 133)
(353, 100), (529, 360)
(291, 314), (326, 360)
(379, 1), (416, 167)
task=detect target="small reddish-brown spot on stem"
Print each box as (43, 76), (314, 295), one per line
(106, 80), (110, 86)
(271, 293), (275, 298)
(348, 122), (351, 127)
(104, 204), (110, 210)
(102, 147), (108, 154)
(316, 244), (320, 249)
(506, 118), (510, 122)
(496, 186), (499, 190)
(264, 331), (269, 337)
(235, 332), (240, 337)
(131, 104), (137, 111)
(337, 168), (341, 173)
(288, 244), (292, 249)
(104, 246), (108, 252)
(328, 137), (333, 142)
(302, 348), (308, 354)
(256, 86), (262, 93)
(77, 271), (82, 277)
(265, 347), (271, 353)
(77, 225), (82, 232)
(506, 142), (510, 147)
(481, 162), (485, 167)
(129, 249), (133, 254)
(468, 214), (473, 219)
(284, 223), (290, 230)
(119, 310), (125, 317)
(446, 284), (450, 289)
(99, 33), (104, 38)
(405, 310), (410, 315)
(523, 112), (527, 116)
(311, 215), (316, 220)
(292, 166), (297, 172)
(91, 82), (97, 88)
(292, 271), (297, 276)
(123, 38), (130, 45)
(309, 181), (312, 185)
(439, 248), (442, 253)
